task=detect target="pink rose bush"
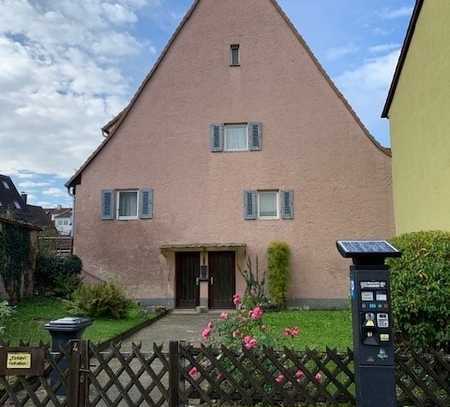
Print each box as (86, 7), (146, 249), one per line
(243, 335), (258, 350)
(249, 305), (264, 320)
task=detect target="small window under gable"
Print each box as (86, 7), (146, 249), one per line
(117, 190), (139, 220)
(2, 180), (9, 190)
(230, 44), (240, 66)
(14, 200), (21, 209)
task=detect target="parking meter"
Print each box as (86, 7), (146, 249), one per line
(337, 240), (401, 407)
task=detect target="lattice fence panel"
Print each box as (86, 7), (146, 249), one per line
(86, 342), (170, 407)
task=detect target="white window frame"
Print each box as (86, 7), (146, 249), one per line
(257, 190), (279, 220)
(116, 190), (139, 220)
(224, 124), (248, 152)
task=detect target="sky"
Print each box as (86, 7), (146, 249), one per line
(0, 0), (414, 208)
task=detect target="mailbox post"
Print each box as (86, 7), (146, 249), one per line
(336, 240), (401, 407)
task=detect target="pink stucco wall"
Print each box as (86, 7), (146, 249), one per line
(72, 0), (394, 308)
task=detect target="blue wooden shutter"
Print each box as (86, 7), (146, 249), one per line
(248, 122), (262, 151)
(280, 190), (294, 219)
(139, 188), (153, 219)
(209, 124), (224, 152)
(243, 190), (257, 220)
(101, 189), (114, 220)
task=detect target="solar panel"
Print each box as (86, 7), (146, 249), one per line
(336, 240), (401, 258)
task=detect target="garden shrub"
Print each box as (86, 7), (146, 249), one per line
(0, 300), (13, 336)
(387, 231), (450, 349)
(65, 282), (131, 319)
(34, 254), (82, 297)
(267, 241), (291, 308)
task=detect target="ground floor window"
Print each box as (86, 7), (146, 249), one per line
(117, 190), (138, 220)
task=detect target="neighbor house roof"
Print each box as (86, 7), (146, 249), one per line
(66, 0), (391, 189)
(45, 207), (72, 218)
(382, 0), (424, 118)
(0, 174), (51, 228)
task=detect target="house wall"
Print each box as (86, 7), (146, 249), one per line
(389, 0), (450, 234)
(73, 0), (394, 308)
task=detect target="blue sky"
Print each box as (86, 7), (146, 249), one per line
(0, 0), (414, 208)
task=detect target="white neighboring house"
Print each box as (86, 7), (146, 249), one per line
(46, 206), (73, 236)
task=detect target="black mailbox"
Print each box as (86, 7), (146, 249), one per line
(337, 240), (401, 407)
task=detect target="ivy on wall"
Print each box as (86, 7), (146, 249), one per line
(0, 221), (30, 304)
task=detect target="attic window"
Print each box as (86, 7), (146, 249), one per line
(14, 200), (21, 209)
(2, 181), (9, 189)
(230, 44), (240, 66)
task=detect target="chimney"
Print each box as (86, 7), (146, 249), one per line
(21, 192), (27, 204)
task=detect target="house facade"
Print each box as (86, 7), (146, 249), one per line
(67, 0), (394, 309)
(46, 207), (73, 236)
(382, 0), (450, 234)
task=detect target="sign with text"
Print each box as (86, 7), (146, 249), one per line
(0, 347), (46, 376)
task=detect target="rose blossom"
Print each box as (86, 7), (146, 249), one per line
(219, 312), (229, 320)
(295, 369), (305, 382)
(189, 367), (199, 379)
(232, 293), (241, 305)
(243, 335), (257, 350)
(249, 306), (264, 320)
(315, 372), (323, 383)
(275, 374), (285, 384)
(201, 327), (212, 340)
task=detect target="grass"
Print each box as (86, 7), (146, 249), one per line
(2, 297), (156, 345)
(263, 309), (353, 350)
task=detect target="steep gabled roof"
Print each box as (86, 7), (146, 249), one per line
(382, 0), (424, 118)
(66, 0), (390, 189)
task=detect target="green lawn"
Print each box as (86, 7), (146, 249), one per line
(2, 297), (156, 345)
(263, 310), (353, 350)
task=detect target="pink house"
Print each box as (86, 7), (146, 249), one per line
(66, 0), (394, 310)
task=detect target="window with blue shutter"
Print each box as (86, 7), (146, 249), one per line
(248, 122), (262, 151)
(101, 189), (114, 220)
(243, 190), (257, 220)
(280, 190), (294, 219)
(209, 124), (224, 152)
(139, 188), (153, 219)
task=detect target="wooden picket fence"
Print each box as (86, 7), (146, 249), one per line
(0, 340), (449, 406)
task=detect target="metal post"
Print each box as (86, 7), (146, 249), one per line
(169, 341), (180, 407)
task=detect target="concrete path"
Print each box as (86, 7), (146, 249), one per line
(121, 312), (217, 351)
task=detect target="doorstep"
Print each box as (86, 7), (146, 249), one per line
(172, 308), (234, 315)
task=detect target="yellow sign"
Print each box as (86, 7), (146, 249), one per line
(6, 353), (32, 369)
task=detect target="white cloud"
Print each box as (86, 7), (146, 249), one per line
(369, 43), (401, 54)
(325, 44), (359, 61)
(335, 50), (400, 143)
(18, 181), (51, 189)
(42, 187), (69, 197)
(379, 6), (414, 20)
(0, 0), (156, 178)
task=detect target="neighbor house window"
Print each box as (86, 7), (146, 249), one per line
(258, 191), (279, 219)
(224, 124), (248, 151)
(117, 190), (139, 220)
(2, 181), (9, 189)
(13, 200), (21, 209)
(230, 44), (240, 66)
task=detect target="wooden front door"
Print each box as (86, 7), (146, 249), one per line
(175, 252), (200, 308)
(208, 251), (236, 309)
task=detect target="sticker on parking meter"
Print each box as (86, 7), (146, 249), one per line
(376, 292), (387, 301)
(361, 281), (386, 289)
(361, 291), (373, 301)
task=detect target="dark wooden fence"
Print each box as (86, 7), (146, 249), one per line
(0, 340), (449, 406)
(38, 237), (73, 257)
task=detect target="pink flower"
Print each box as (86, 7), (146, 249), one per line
(249, 306), (264, 320)
(232, 294), (241, 305)
(275, 374), (285, 384)
(284, 327), (301, 338)
(219, 312), (229, 320)
(188, 367), (199, 379)
(315, 373), (323, 383)
(201, 327), (212, 340)
(243, 335), (258, 350)
(207, 321), (214, 329)
(295, 370), (305, 382)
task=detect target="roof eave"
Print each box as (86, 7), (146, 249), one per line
(382, 0), (424, 118)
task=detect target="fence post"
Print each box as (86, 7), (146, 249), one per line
(169, 341), (180, 407)
(67, 341), (81, 407)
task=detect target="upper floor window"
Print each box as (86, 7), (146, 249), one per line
(258, 191), (279, 219)
(230, 44), (240, 66)
(117, 190), (138, 220)
(224, 124), (247, 151)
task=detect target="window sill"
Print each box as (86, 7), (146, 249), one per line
(229, 64), (240, 67)
(117, 217), (139, 221)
